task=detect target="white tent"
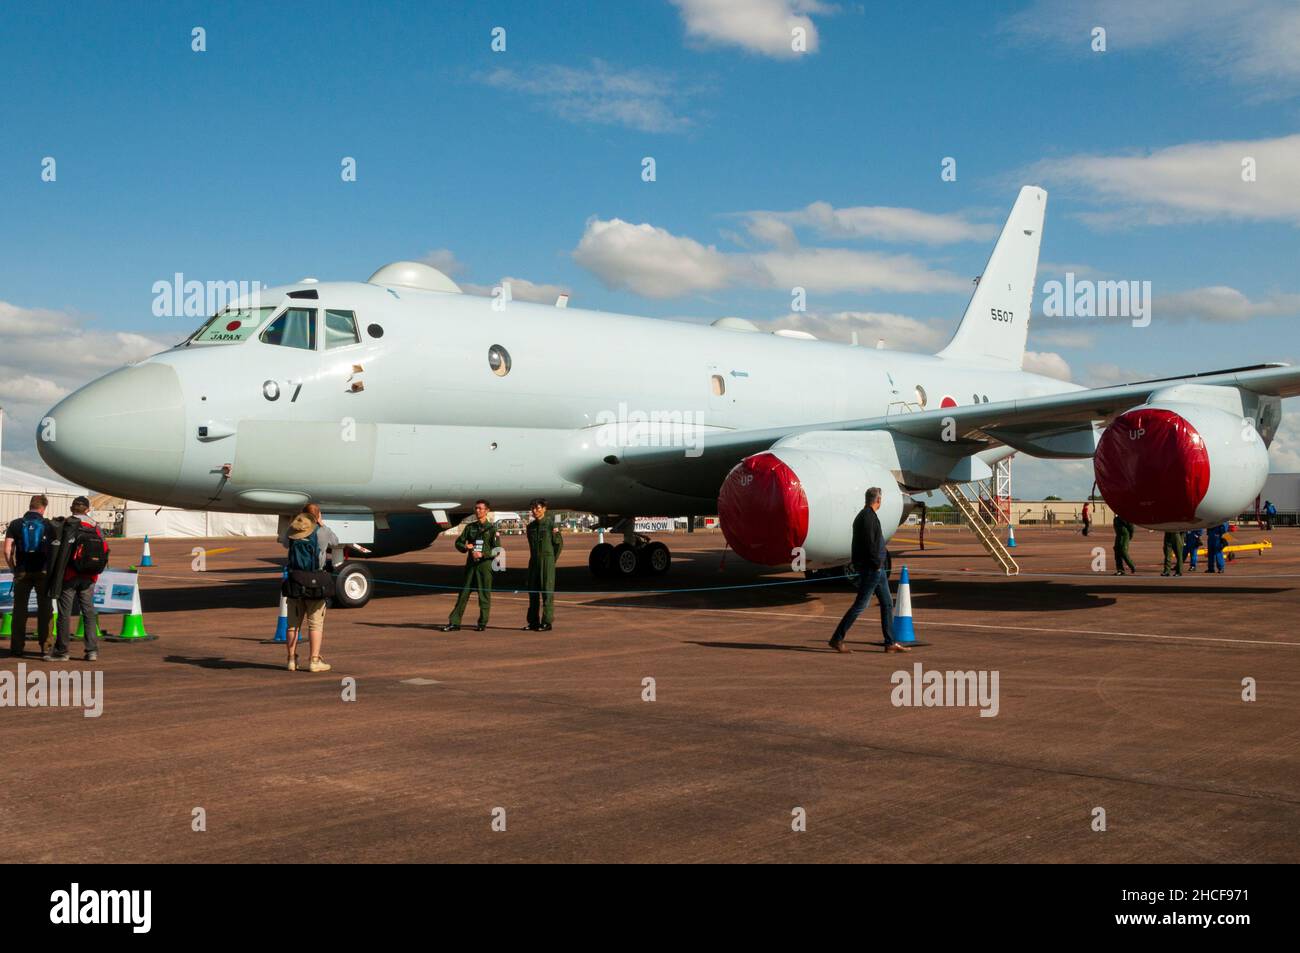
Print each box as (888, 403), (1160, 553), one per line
(0, 464), (89, 524)
(122, 501), (278, 539)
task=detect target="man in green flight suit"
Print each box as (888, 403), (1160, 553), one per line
(441, 500), (498, 632)
(522, 498), (564, 632)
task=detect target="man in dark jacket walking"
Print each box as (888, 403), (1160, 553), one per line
(829, 487), (908, 654)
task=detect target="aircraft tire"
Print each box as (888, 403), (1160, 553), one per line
(588, 542), (615, 577)
(612, 543), (640, 578)
(333, 562), (373, 608)
(644, 541), (671, 575)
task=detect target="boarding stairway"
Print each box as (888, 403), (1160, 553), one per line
(939, 480), (1020, 576)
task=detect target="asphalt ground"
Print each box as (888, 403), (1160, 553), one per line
(3, 523), (1297, 863)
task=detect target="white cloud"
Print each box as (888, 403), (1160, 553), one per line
(573, 218), (744, 298)
(1032, 135), (1300, 226)
(1155, 287), (1300, 323)
(752, 247), (969, 294)
(572, 217), (967, 298)
(0, 301), (171, 475)
(671, 0), (832, 58)
(420, 249), (465, 276)
(1022, 350), (1073, 381)
(481, 60), (690, 133)
(1268, 399), (1300, 472)
(761, 309), (951, 350)
(744, 201), (997, 245)
(1030, 328), (1095, 349)
(0, 374), (68, 405)
(1084, 363), (1147, 387)
(462, 277), (572, 305)
(1005, 1), (1300, 97)
(1038, 262), (1105, 280)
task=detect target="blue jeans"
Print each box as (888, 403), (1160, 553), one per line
(831, 568), (893, 645)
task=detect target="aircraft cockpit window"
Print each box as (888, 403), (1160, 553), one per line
(260, 308), (317, 349)
(325, 309), (361, 349)
(186, 306), (274, 346)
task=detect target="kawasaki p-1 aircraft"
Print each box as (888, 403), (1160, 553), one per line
(39, 187), (1300, 606)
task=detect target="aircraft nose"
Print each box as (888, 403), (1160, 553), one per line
(38, 362), (186, 500)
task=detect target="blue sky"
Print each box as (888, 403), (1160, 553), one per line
(2, 0), (1298, 496)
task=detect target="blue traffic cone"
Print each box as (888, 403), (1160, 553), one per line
(271, 570), (289, 643)
(1007, 525), (1017, 548)
(891, 566), (916, 644)
(272, 594), (289, 643)
(140, 535), (154, 567)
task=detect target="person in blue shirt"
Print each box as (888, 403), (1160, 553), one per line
(1183, 528), (1202, 571)
(1205, 522), (1228, 574)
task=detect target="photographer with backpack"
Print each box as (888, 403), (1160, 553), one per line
(4, 494), (54, 658)
(282, 512), (332, 673)
(47, 496), (109, 662)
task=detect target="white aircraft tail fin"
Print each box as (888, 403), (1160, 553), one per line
(936, 186), (1046, 370)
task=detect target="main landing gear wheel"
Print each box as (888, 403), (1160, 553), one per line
(613, 543), (640, 578)
(644, 541), (671, 575)
(333, 562), (373, 608)
(588, 535), (674, 580)
(589, 542), (616, 577)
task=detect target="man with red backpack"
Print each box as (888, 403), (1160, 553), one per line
(47, 496), (109, 662)
(4, 494), (54, 657)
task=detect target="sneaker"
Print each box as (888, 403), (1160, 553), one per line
(440, 624), (461, 632)
(474, 623), (487, 632)
(308, 656), (332, 673)
(537, 623), (552, 632)
(84, 651), (98, 662)
(886, 642), (912, 653)
(46, 652), (70, 662)
(287, 655), (298, 672)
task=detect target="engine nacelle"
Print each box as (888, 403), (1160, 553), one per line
(1094, 400), (1268, 530)
(718, 447), (904, 568)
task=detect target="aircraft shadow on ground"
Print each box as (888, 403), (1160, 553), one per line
(163, 654), (285, 671)
(683, 640), (837, 654)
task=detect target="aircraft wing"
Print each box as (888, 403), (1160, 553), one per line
(612, 363), (1300, 487)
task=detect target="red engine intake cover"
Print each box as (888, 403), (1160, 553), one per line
(718, 452), (809, 565)
(1094, 408), (1211, 525)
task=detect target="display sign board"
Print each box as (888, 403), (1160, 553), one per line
(0, 569), (139, 614)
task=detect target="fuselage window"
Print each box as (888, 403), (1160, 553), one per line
(488, 344), (512, 377)
(711, 374), (725, 396)
(261, 308), (317, 349)
(325, 309), (361, 349)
